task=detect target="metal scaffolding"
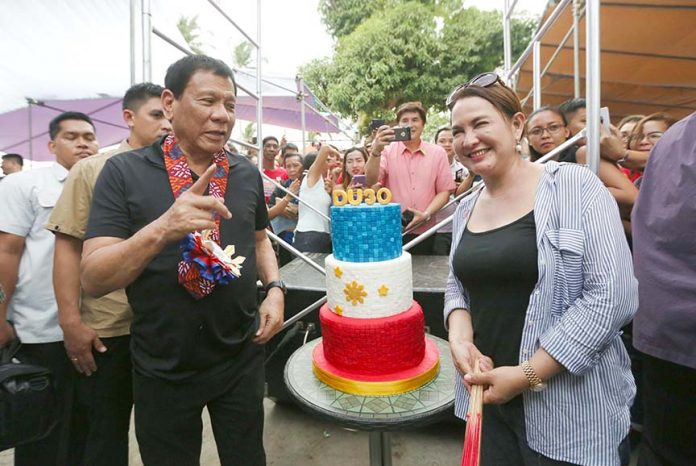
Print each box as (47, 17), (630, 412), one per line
(123, 1), (604, 331)
(503, 0), (600, 174)
(130, 0), (264, 169)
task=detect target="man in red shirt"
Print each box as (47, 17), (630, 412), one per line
(366, 101), (455, 255)
(261, 135), (288, 203)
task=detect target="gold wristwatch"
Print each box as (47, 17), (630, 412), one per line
(521, 360), (547, 392)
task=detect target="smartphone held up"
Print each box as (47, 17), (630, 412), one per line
(392, 126), (412, 142)
(401, 209), (414, 227)
(351, 174), (366, 188)
(369, 118), (385, 132)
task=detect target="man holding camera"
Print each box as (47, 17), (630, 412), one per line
(365, 101), (454, 255)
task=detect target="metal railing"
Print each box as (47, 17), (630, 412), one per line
(505, 0), (573, 83)
(261, 172), (331, 222)
(126, 1), (603, 335)
(504, 0), (599, 175)
(132, 0), (264, 171)
(269, 0), (601, 337)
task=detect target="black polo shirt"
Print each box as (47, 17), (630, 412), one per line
(86, 141), (268, 381)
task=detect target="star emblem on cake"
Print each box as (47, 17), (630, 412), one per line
(334, 304), (343, 316)
(344, 280), (367, 305)
(378, 284), (389, 296)
(334, 266), (343, 278)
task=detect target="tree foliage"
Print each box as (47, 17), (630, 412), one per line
(318, 0), (390, 39)
(232, 41), (253, 69)
(304, 2), (537, 131)
(242, 122), (256, 142)
(319, 0), (462, 39)
(177, 15), (205, 55)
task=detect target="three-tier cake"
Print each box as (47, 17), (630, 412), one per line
(311, 201), (440, 396)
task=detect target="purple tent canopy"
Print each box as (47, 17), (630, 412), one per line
(0, 98), (127, 162)
(0, 75), (343, 162)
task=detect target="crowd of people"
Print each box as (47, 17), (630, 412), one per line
(0, 54), (694, 466)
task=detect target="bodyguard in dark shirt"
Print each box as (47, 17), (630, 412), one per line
(81, 55), (284, 466)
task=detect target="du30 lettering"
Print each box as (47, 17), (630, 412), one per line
(332, 188), (392, 206)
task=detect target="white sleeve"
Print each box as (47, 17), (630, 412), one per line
(0, 176), (35, 237)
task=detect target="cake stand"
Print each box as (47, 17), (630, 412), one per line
(284, 336), (456, 466)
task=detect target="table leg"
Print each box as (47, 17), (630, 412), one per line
(368, 431), (392, 466)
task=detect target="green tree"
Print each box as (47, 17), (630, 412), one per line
(311, 2), (442, 124)
(300, 58), (338, 112)
(423, 111), (450, 142)
(177, 15), (204, 54)
(318, 0), (462, 38)
(318, 0), (389, 39)
(302, 2), (536, 131)
(242, 122), (256, 143)
(232, 41), (253, 69)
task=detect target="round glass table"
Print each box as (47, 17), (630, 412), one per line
(284, 336), (456, 466)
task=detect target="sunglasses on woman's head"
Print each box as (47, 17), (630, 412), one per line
(446, 72), (501, 109)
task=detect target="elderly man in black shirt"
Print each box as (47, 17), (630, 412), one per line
(81, 55), (283, 466)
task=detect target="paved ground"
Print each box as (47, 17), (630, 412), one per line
(0, 399), (464, 466)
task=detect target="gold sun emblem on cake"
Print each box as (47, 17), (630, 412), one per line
(378, 284), (389, 296)
(334, 266), (343, 278)
(334, 304), (344, 316)
(344, 280), (367, 305)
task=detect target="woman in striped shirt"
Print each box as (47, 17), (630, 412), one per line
(444, 73), (637, 466)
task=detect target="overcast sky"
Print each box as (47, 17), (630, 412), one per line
(183, 0), (548, 76)
(0, 0), (549, 160)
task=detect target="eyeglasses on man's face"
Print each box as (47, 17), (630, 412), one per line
(527, 123), (566, 138)
(446, 72), (501, 109)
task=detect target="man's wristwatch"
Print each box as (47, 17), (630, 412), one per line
(265, 280), (287, 295)
(521, 360), (547, 392)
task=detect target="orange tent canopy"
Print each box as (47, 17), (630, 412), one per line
(515, 0), (696, 121)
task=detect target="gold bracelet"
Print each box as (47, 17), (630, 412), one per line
(521, 360), (546, 391)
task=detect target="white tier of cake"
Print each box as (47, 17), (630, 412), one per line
(325, 252), (413, 318)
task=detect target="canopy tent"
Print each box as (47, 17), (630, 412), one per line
(514, 0), (696, 121)
(0, 72), (344, 162)
(0, 0), (347, 162)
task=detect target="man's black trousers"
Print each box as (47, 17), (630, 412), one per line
(133, 339), (266, 466)
(73, 335), (133, 466)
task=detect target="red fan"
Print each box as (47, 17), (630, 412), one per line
(461, 360), (483, 466)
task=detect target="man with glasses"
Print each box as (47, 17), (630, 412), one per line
(279, 142), (299, 166)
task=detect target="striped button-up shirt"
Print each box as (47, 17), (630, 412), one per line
(444, 161), (637, 466)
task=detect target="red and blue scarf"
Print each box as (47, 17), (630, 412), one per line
(162, 133), (243, 300)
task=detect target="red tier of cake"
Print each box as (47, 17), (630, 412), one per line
(318, 301), (426, 375)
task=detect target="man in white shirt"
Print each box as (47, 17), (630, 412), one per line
(0, 111), (98, 466)
(1, 153), (24, 177)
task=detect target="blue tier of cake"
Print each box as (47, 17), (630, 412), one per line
(330, 203), (402, 262)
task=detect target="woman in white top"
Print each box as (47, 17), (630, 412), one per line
(294, 145), (338, 253)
